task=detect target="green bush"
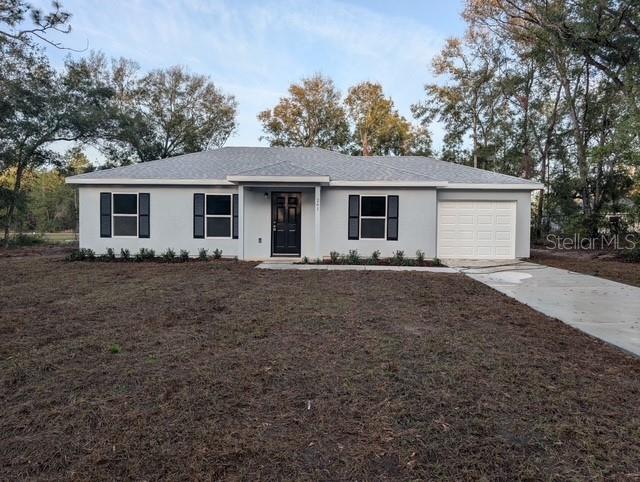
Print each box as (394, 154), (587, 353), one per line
(620, 244), (640, 263)
(212, 248), (223, 259)
(66, 248), (95, 261)
(347, 249), (360, 264)
(433, 257), (442, 267)
(120, 248), (131, 261)
(302, 256), (309, 264)
(106, 248), (116, 260)
(109, 343), (121, 354)
(162, 248), (176, 262)
(371, 250), (381, 261)
(415, 250), (425, 264)
(179, 249), (190, 262)
(135, 248), (155, 261)
(10, 233), (44, 246)
(198, 248), (208, 260)
(329, 251), (340, 263)
(392, 250), (405, 265)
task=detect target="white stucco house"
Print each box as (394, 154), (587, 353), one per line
(65, 147), (542, 260)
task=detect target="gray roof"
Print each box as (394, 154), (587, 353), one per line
(67, 146), (537, 186)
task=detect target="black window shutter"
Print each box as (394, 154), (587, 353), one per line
(232, 193), (239, 239)
(387, 195), (399, 240)
(138, 193), (150, 238)
(348, 195), (359, 240)
(100, 192), (111, 238)
(194, 193), (205, 239)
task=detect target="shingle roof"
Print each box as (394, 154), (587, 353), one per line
(66, 146), (537, 186)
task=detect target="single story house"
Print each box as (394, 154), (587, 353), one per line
(65, 147), (542, 260)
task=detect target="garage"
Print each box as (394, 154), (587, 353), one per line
(437, 201), (516, 259)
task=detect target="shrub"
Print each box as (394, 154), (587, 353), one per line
(302, 256), (309, 264)
(371, 250), (381, 261)
(6, 233), (44, 247)
(106, 248), (116, 260)
(162, 248), (176, 262)
(66, 249), (83, 261)
(415, 250), (425, 264)
(109, 343), (121, 354)
(402, 257), (416, 266)
(329, 251), (340, 263)
(620, 244), (640, 263)
(135, 248), (155, 262)
(347, 249), (360, 264)
(392, 250), (405, 265)
(433, 257), (442, 267)
(198, 248), (208, 260)
(120, 248), (131, 261)
(179, 249), (190, 262)
(212, 248), (223, 259)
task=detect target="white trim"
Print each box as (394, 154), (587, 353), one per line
(205, 193), (233, 239)
(331, 180), (447, 187)
(227, 175), (330, 184)
(67, 178), (234, 186)
(360, 195), (387, 240)
(442, 183), (543, 190)
(314, 186), (321, 259)
(112, 192), (138, 238)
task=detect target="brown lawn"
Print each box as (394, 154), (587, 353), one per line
(1, 254), (640, 480)
(530, 248), (640, 288)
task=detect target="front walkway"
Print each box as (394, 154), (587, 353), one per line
(449, 260), (640, 357)
(256, 262), (457, 273)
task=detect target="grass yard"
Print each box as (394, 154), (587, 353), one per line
(1, 255), (640, 480)
(530, 248), (640, 288)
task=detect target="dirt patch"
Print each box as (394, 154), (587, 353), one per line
(1, 256), (640, 480)
(0, 245), (77, 258)
(530, 248), (640, 287)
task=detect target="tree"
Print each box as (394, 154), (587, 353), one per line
(0, 42), (112, 245)
(258, 74), (349, 150)
(345, 81), (414, 156)
(407, 125), (433, 157)
(0, 0), (74, 49)
(84, 56), (238, 164)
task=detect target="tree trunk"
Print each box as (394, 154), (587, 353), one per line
(2, 163), (25, 248)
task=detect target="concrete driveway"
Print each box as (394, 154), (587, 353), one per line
(448, 260), (640, 357)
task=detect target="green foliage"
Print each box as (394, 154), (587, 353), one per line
(161, 248), (176, 262)
(416, 250), (425, 263)
(179, 249), (190, 262)
(257, 74), (350, 150)
(392, 250), (405, 265)
(198, 248), (208, 260)
(620, 245), (640, 263)
(347, 249), (360, 264)
(66, 248), (95, 261)
(109, 344), (121, 354)
(135, 248), (155, 261)
(301, 256), (309, 264)
(212, 248), (223, 259)
(106, 248), (116, 260)
(329, 251), (340, 263)
(120, 248), (131, 261)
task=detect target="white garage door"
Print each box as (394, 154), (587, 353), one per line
(437, 201), (516, 259)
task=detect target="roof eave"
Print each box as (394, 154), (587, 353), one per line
(329, 180), (448, 187)
(442, 182), (544, 190)
(226, 175), (330, 184)
(65, 177), (234, 186)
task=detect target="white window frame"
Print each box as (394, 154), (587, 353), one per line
(360, 195), (387, 240)
(205, 193), (233, 239)
(112, 192), (138, 238)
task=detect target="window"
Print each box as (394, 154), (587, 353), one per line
(206, 194), (232, 238)
(113, 193), (138, 237)
(360, 196), (386, 239)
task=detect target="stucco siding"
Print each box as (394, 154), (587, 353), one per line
(320, 187), (437, 258)
(79, 185), (239, 256)
(436, 189), (532, 258)
(77, 185), (533, 259)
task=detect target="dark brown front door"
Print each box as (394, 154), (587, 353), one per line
(271, 192), (301, 256)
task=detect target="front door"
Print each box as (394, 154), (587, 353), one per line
(271, 192), (301, 256)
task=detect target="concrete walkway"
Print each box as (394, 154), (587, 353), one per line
(256, 262), (457, 273)
(449, 260), (640, 356)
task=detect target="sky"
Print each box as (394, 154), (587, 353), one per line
(37, 0), (466, 153)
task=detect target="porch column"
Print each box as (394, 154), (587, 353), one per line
(314, 185), (321, 260)
(238, 185), (244, 260)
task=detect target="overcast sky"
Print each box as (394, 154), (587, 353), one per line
(39, 0), (466, 153)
